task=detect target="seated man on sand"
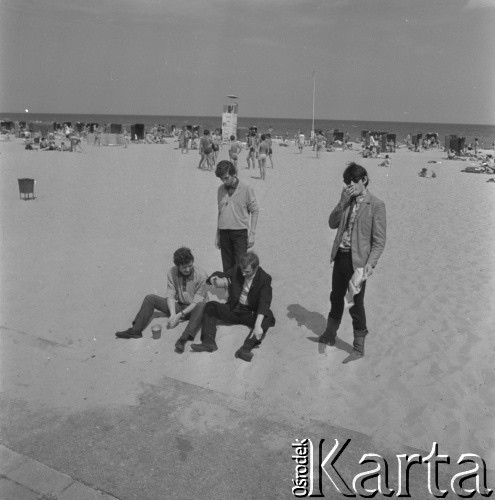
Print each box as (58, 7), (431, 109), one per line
(115, 247), (208, 354)
(191, 251), (275, 362)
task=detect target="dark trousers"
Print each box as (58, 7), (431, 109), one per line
(132, 294), (206, 339)
(329, 250), (367, 331)
(200, 301), (271, 345)
(219, 229), (248, 272)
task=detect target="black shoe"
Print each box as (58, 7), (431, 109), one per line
(175, 338), (186, 354)
(115, 328), (142, 339)
(190, 342), (218, 352)
(318, 335), (336, 346)
(235, 348), (254, 362)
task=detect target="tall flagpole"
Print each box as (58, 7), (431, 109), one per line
(312, 70), (316, 138)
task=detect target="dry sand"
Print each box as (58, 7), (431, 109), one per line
(1, 136), (494, 468)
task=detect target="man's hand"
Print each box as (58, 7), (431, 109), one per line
(252, 324), (263, 340)
(339, 186), (353, 207)
(364, 264), (373, 280)
(168, 314), (181, 328)
(248, 232), (255, 248)
(211, 276), (228, 288)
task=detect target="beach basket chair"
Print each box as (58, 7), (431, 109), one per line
(18, 178), (35, 200)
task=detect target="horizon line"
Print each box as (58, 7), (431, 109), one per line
(0, 112), (493, 128)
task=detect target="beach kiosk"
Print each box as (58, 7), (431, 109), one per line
(131, 124), (145, 141)
(222, 95), (238, 140)
(445, 135), (465, 155)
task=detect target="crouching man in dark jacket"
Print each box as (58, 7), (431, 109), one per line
(191, 252), (275, 362)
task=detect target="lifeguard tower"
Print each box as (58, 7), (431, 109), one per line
(221, 95), (238, 140)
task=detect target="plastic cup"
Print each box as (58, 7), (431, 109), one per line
(151, 325), (162, 339)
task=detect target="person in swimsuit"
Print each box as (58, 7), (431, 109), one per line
(212, 129), (222, 163)
(316, 131), (325, 158)
(246, 131), (258, 169)
(228, 135), (243, 172)
(258, 135), (269, 181)
(266, 133), (274, 168)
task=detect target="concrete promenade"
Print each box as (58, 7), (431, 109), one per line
(1, 444), (118, 500)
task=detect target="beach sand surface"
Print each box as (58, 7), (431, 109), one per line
(1, 137), (494, 476)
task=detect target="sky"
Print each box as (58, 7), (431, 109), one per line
(0, 0), (494, 124)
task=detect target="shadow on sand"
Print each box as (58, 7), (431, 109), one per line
(287, 304), (353, 355)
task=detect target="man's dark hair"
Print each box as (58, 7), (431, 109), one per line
(173, 247), (194, 266)
(203, 129), (210, 136)
(239, 252), (259, 270)
(343, 162), (369, 187)
(215, 160), (236, 178)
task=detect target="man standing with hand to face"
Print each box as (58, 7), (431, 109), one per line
(319, 162), (386, 363)
(215, 160), (259, 272)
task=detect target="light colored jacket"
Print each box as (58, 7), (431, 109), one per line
(329, 190), (386, 269)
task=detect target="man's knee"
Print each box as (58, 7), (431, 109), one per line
(190, 301), (206, 317)
(195, 301), (207, 312)
(144, 294), (157, 304)
(204, 301), (220, 316)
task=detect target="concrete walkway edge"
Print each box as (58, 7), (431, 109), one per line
(0, 443), (119, 500)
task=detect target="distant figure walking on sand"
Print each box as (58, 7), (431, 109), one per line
(246, 131), (258, 169)
(297, 131), (305, 153)
(228, 135), (243, 171)
(115, 247), (208, 353)
(266, 133), (274, 168)
(258, 134), (269, 181)
(198, 130), (214, 170)
(180, 126), (191, 154)
(319, 162), (386, 363)
(94, 125), (101, 146)
(190, 251), (275, 362)
(316, 131), (325, 158)
(212, 129), (222, 163)
(215, 160), (259, 271)
(474, 138), (480, 156)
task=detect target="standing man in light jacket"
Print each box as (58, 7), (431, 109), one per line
(319, 162), (386, 363)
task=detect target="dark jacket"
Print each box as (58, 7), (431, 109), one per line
(207, 265), (276, 327)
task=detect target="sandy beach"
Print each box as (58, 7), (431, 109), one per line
(1, 136), (494, 495)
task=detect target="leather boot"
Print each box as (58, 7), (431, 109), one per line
(234, 336), (260, 362)
(190, 340), (218, 352)
(175, 333), (195, 354)
(318, 315), (340, 346)
(190, 328), (218, 352)
(342, 329), (368, 364)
